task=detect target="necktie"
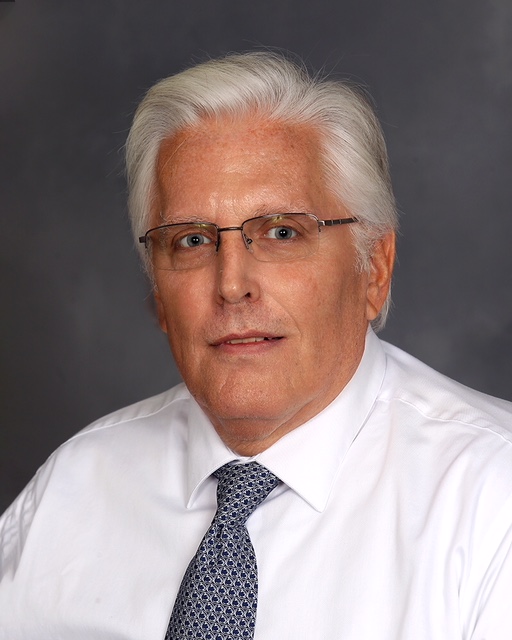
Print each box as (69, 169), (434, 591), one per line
(166, 461), (280, 640)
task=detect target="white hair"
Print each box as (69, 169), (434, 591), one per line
(126, 52), (398, 329)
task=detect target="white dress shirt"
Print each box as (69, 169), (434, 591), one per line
(1, 330), (512, 639)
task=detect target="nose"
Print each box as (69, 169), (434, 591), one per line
(215, 228), (261, 304)
(215, 225), (252, 252)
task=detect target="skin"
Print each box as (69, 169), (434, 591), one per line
(152, 117), (395, 456)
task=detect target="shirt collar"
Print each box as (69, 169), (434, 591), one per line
(257, 329), (386, 511)
(185, 400), (237, 508)
(184, 329), (386, 512)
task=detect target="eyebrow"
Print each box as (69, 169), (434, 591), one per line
(159, 203), (314, 225)
(158, 213), (209, 225)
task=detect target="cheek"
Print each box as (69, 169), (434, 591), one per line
(156, 277), (209, 347)
(307, 269), (368, 356)
(268, 271), (340, 365)
(286, 260), (363, 321)
(163, 303), (207, 380)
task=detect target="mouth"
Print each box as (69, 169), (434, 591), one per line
(225, 336), (280, 345)
(212, 334), (284, 347)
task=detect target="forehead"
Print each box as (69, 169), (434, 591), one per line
(154, 118), (336, 220)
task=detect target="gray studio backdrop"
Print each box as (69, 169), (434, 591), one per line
(1, 0), (511, 512)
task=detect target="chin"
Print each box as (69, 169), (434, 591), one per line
(199, 387), (294, 424)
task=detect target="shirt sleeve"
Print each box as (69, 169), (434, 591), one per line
(0, 457), (55, 579)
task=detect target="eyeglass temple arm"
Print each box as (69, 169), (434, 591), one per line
(320, 217), (358, 227)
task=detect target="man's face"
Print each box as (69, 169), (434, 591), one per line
(153, 118), (394, 454)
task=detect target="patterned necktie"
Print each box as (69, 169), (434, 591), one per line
(166, 461), (280, 640)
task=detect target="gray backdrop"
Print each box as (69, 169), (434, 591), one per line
(1, 0), (511, 513)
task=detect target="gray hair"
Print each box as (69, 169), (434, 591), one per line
(126, 52), (398, 329)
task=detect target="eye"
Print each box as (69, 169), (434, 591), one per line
(265, 225), (298, 240)
(176, 232), (213, 248)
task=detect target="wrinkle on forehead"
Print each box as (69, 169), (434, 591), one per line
(157, 117), (323, 183)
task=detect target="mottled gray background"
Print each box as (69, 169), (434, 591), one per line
(1, 0), (511, 513)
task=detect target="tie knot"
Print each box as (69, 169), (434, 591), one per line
(213, 462), (279, 527)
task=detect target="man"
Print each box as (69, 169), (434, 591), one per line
(1, 52), (511, 639)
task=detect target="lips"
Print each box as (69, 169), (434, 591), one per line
(211, 334), (283, 346)
(225, 337), (276, 345)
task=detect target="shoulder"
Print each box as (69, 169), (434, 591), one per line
(379, 339), (512, 445)
(26, 381), (194, 485)
(371, 339), (512, 504)
(370, 340), (512, 548)
(33, 383), (196, 472)
(76, 382), (191, 437)
(0, 383), (192, 575)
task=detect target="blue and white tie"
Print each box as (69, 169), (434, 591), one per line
(166, 462), (280, 639)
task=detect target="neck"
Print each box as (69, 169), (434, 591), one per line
(202, 364), (361, 456)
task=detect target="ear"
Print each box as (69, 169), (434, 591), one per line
(153, 287), (169, 334)
(366, 231), (396, 322)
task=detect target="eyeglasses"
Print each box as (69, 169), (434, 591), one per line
(139, 212), (358, 271)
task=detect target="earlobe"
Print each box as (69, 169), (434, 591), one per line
(154, 288), (169, 334)
(365, 231), (396, 321)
